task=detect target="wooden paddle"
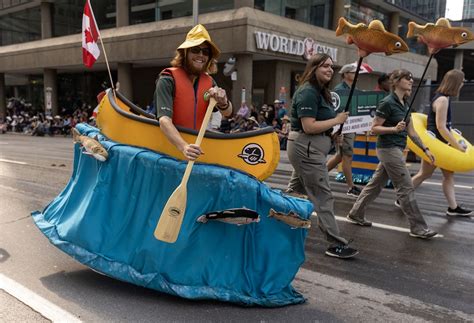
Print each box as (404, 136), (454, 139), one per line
(154, 93), (217, 243)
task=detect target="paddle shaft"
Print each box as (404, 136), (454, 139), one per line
(174, 96), (216, 188)
(154, 96), (218, 243)
(403, 53), (433, 123)
(336, 56), (364, 135)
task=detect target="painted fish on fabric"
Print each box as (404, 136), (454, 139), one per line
(268, 208), (311, 229)
(197, 208), (260, 225)
(72, 127), (108, 162)
(407, 18), (474, 54)
(336, 17), (408, 57)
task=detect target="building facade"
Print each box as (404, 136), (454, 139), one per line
(464, 0), (474, 19)
(0, 0), (441, 117)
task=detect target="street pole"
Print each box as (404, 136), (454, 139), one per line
(193, 0), (198, 25)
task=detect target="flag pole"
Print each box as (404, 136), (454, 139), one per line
(88, 0), (116, 100)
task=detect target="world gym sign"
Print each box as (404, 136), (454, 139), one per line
(254, 31), (338, 62)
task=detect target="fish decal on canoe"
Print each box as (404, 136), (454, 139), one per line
(268, 209), (311, 229)
(72, 127), (109, 162)
(407, 18), (474, 54)
(197, 208), (260, 225)
(336, 17), (409, 57)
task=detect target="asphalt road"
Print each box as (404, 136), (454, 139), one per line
(1, 133), (473, 322)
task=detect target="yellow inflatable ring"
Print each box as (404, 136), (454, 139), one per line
(407, 113), (474, 172)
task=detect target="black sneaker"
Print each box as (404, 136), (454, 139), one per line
(346, 215), (372, 227)
(446, 206), (472, 217)
(394, 199), (401, 209)
(284, 188), (308, 199)
(409, 229), (438, 239)
(325, 243), (358, 259)
(346, 186), (361, 198)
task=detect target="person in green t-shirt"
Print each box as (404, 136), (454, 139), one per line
(327, 63), (363, 198)
(287, 53), (358, 259)
(346, 69), (438, 239)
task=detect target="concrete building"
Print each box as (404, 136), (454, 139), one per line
(0, 0), (440, 119)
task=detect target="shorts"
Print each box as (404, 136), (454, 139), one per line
(337, 133), (355, 157)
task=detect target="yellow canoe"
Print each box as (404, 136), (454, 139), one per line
(408, 113), (474, 172)
(96, 90), (280, 180)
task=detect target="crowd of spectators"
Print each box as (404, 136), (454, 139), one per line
(1, 95), (290, 150)
(0, 97), (96, 136)
(216, 99), (290, 150)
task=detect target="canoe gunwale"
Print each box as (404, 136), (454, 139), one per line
(108, 89), (276, 139)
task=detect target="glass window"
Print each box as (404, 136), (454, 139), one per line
(199, 0), (233, 14)
(386, 0), (445, 20)
(130, 0), (157, 24)
(399, 16), (427, 55)
(0, 0), (33, 10)
(52, 0), (115, 37)
(254, 0), (332, 29)
(130, 0), (233, 25)
(347, 1), (390, 26)
(0, 6), (41, 46)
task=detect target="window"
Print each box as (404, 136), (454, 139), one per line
(52, 0), (115, 37)
(254, 0), (332, 29)
(0, 6), (41, 45)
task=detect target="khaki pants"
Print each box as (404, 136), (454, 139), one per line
(348, 147), (428, 232)
(287, 131), (348, 245)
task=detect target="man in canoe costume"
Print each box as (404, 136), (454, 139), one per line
(155, 24), (232, 161)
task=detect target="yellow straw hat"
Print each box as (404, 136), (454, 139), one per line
(177, 24), (221, 59)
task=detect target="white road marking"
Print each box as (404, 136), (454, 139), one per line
(0, 274), (81, 323)
(329, 171), (473, 189)
(0, 158), (27, 165)
(311, 212), (444, 238)
(336, 215), (444, 238)
(423, 181), (472, 189)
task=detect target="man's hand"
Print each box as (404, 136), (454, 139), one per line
(208, 86), (228, 108)
(182, 143), (203, 161)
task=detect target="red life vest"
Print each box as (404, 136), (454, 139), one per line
(161, 67), (213, 130)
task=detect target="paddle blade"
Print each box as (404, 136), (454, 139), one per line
(154, 184), (188, 243)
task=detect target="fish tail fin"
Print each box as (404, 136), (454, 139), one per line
(72, 127), (81, 143)
(268, 208), (276, 218)
(406, 22), (417, 38)
(335, 17), (347, 36)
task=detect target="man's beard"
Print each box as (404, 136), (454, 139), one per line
(185, 61), (206, 76)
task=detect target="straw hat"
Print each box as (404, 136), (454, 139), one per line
(248, 116), (259, 125)
(178, 24), (220, 59)
(339, 63), (357, 74)
(282, 115), (290, 122)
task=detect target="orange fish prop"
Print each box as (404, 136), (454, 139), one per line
(336, 17), (408, 57)
(407, 18), (474, 54)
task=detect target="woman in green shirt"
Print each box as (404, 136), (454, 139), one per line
(347, 69), (438, 239)
(287, 53), (357, 259)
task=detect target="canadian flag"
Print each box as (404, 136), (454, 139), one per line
(353, 62), (374, 74)
(82, 0), (100, 68)
(92, 105), (99, 119)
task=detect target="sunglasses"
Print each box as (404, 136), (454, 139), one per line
(399, 74), (413, 81)
(189, 47), (211, 56)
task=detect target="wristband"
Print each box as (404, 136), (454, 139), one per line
(217, 101), (229, 110)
